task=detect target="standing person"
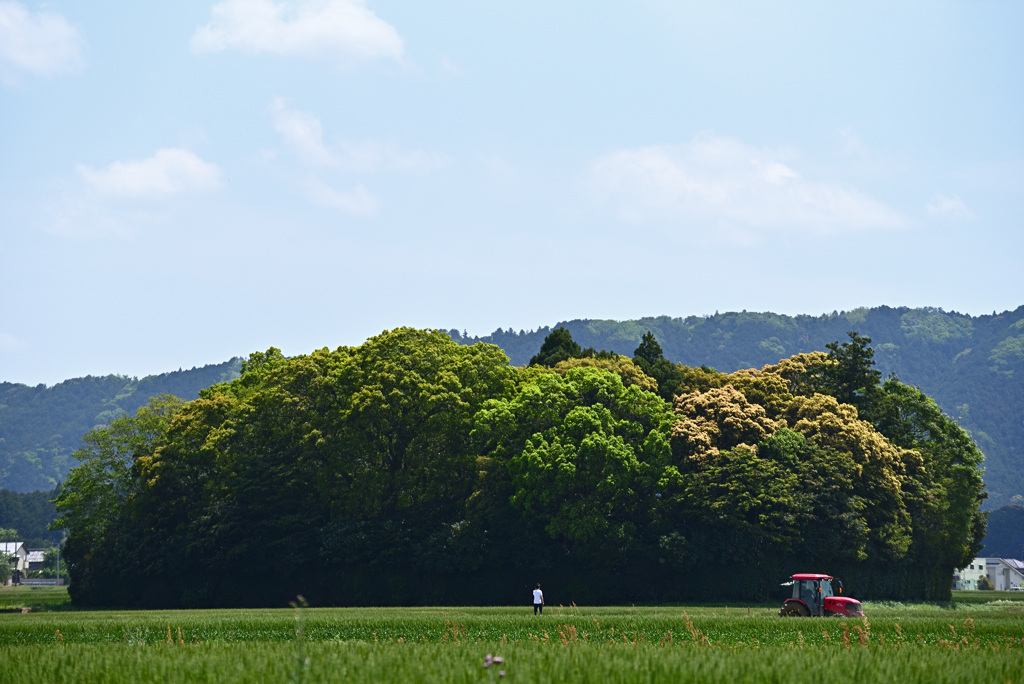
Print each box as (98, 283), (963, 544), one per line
(533, 583), (544, 615)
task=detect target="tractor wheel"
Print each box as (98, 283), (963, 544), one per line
(780, 602), (811, 617)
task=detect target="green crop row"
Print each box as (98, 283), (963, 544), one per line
(0, 586), (71, 611)
(2, 603), (1022, 682)
(2, 638), (1023, 684)
(3, 604), (1023, 645)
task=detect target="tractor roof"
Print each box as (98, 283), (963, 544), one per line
(791, 573), (834, 580)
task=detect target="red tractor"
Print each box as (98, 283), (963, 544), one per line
(778, 573), (864, 617)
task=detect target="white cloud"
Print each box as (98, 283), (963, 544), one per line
(0, 1), (83, 81)
(333, 139), (451, 173)
(191, 0), (403, 64)
(303, 176), (377, 215)
(589, 133), (908, 236)
(76, 148), (223, 199)
(270, 98), (335, 165)
(270, 98), (451, 172)
(267, 99), (446, 217)
(926, 192), (974, 221)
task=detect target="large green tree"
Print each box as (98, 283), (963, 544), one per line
(806, 332), (883, 418)
(474, 367), (673, 565)
(632, 330), (687, 401)
(870, 378), (987, 596)
(529, 327), (583, 367)
(633, 331), (664, 367)
(116, 329), (516, 605)
(315, 329), (515, 577)
(52, 395), (185, 604)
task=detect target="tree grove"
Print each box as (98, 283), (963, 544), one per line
(54, 328), (985, 606)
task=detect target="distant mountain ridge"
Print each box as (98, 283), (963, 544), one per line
(449, 305), (1024, 509)
(0, 359), (243, 492)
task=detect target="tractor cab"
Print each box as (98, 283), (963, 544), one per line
(795, 574), (834, 615)
(779, 573), (863, 618)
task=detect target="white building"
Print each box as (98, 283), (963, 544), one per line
(987, 558), (1024, 591)
(953, 557), (1024, 590)
(953, 557), (990, 590)
(2, 541), (29, 583)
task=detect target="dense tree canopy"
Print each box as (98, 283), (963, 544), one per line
(54, 327), (987, 607)
(528, 327), (582, 367)
(454, 307), (1023, 508)
(632, 330), (687, 401)
(474, 367), (672, 565)
(551, 355), (658, 393)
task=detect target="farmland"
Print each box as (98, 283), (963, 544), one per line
(1, 588), (1023, 683)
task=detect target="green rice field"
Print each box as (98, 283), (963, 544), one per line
(1, 587), (1022, 683)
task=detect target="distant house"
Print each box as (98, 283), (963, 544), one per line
(953, 557), (1024, 590)
(988, 558), (1024, 591)
(3, 542), (29, 583)
(26, 549), (46, 571)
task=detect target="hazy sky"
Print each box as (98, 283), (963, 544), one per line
(2, 1), (1022, 385)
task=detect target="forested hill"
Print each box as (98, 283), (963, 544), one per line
(449, 305), (1024, 508)
(0, 359), (243, 492)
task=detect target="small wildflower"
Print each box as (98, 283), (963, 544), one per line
(484, 654), (507, 681)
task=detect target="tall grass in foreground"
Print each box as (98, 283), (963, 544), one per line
(2, 640), (1023, 684)
(2, 603), (1022, 683)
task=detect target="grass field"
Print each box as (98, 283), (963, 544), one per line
(1, 587), (1022, 683)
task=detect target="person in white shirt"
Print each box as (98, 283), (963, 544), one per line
(533, 583), (544, 615)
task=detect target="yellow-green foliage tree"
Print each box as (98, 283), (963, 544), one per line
(671, 385), (780, 463)
(659, 332), (983, 598)
(552, 355), (658, 393)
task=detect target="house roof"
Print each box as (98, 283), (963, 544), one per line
(1, 542), (26, 555)
(1002, 558), (1024, 573)
(959, 557), (1023, 572)
(26, 550), (45, 563)
(995, 558), (1024, 578)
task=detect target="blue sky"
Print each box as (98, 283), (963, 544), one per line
(2, 0), (1022, 385)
